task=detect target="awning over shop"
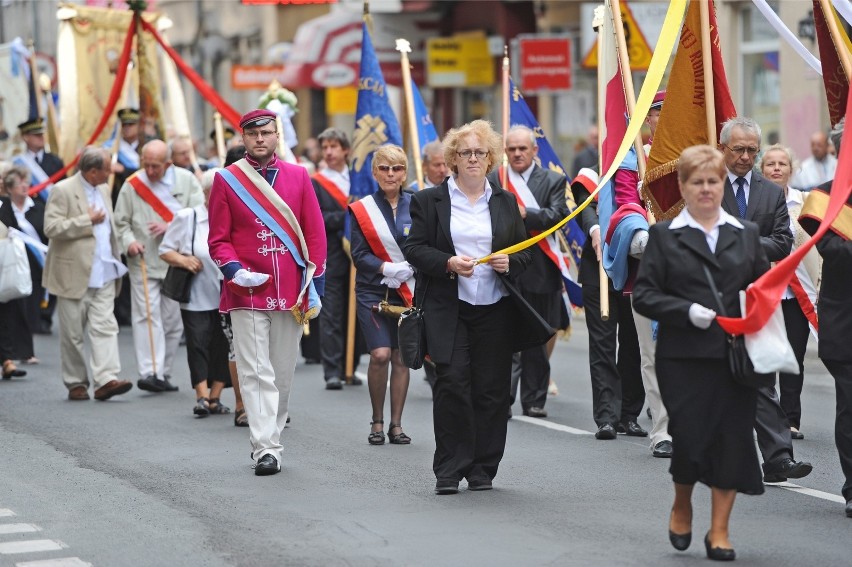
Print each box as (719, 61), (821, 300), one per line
(280, 9), (436, 89)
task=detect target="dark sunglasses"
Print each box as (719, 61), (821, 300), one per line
(377, 164), (406, 173)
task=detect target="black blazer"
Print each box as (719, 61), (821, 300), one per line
(349, 190), (412, 289)
(313, 177), (351, 279)
(403, 180), (533, 364)
(487, 165), (568, 293)
(632, 220), (769, 360)
(39, 152), (64, 178)
(722, 171), (792, 262)
(571, 177), (607, 287)
(0, 195), (47, 282)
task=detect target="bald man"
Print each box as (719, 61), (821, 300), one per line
(790, 131), (837, 190)
(114, 139), (204, 392)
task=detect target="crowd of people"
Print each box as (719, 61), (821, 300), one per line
(2, 98), (851, 561)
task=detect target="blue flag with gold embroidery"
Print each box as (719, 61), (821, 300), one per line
(349, 23), (403, 199)
(411, 77), (438, 150)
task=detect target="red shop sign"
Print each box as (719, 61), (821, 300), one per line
(519, 38), (571, 92)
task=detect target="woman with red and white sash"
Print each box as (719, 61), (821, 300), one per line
(349, 145), (415, 446)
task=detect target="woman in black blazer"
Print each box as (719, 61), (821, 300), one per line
(404, 120), (533, 495)
(633, 146), (769, 561)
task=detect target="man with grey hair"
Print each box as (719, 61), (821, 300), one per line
(718, 116), (812, 483)
(411, 140), (449, 189)
(114, 139), (204, 393)
(43, 147), (133, 401)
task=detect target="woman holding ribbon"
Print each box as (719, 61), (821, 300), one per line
(349, 145), (414, 446)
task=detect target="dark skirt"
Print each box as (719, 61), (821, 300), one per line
(355, 285), (406, 352)
(181, 309), (231, 388)
(657, 357), (764, 495)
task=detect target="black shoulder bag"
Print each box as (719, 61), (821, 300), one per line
(398, 276), (428, 370)
(701, 264), (774, 389)
(162, 210), (196, 303)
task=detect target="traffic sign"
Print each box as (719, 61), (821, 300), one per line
(581, 1), (653, 70)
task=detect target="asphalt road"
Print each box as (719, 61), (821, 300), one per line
(0, 315), (848, 566)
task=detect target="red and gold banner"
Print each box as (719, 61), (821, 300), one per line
(813, 0), (849, 127)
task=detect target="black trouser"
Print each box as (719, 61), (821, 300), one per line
(582, 284), (644, 427)
(755, 383), (795, 467)
(823, 359), (852, 500)
(433, 298), (514, 483)
(779, 299), (810, 429)
(319, 270), (350, 380)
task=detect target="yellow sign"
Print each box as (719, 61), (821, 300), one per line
(325, 86), (358, 115)
(581, 2), (653, 70)
(426, 36), (494, 87)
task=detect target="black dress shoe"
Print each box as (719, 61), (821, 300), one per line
(507, 407), (513, 420)
(434, 480), (459, 495)
(790, 427), (804, 440)
(160, 375), (179, 392)
(704, 533), (735, 561)
(348, 375), (363, 386)
(255, 454), (281, 476)
(762, 457), (813, 483)
(325, 377), (343, 390)
(595, 423), (617, 440)
(845, 498), (852, 518)
(624, 420), (648, 437)
(137, 375), (165, 392)
(467, 478), (492, 491)
(669, 530), (691, 551)
(653, 440), (673, 458)
(522, 406), (548, 418)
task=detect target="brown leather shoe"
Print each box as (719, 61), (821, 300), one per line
(94, 380), (133, 401)
(68, 386), (90, 401)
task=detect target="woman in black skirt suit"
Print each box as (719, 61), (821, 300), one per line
(633, 145), (770, 561)
(349, 145), (414, 446)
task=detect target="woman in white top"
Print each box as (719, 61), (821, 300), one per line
(160, 169), (231, 417)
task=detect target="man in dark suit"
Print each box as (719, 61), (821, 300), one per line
(571, 169), (646, 440)
(799, 117), (852, 517)
(718, 116), (812, 483)
(487, 125), (567, 418)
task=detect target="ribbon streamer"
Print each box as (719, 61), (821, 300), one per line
(752, 0), (822, 75)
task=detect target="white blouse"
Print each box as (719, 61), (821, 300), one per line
(159, 205), (222, 311)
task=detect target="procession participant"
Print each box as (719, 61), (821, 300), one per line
(114, 139), (203, 393)
(107, 108), (142, 206)
(409, 140), (449, 190)
(717, 117), (812, 484)
(790, 130), (836, 191)
(799, 117), (852, 518)
(169, 137), (206, 175)
(571, 168), (645, 440)
(349, 145), (414, 445)
(208, 108), (327, 476)
(42, 147), (132, 402)
(487, 125), (568, 419)
(311, 127), (362, 390)
(404, 119), (535, 495)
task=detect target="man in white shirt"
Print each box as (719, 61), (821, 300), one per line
(790, 131), (837, 191)
(43, 147), (133, 401)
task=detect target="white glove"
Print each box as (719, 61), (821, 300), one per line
(629, 229), (649, 258)
(688, 303), (717, 330)
(232, 269), (270, 287)
(381, 261), (414, 281)
(380, 276), (403, 289)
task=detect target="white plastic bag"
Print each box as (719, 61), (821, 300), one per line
(740, 291), (799, 374)
(0, 232), (32, 302)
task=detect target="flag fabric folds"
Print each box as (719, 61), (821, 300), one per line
(411, 78), (438, 151)
(350, 22), (403, 200)
(643, 0), (736, 221)
(0, 38), (31, 143)
(812, 0), (850, 126)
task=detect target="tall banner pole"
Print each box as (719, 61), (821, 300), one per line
(396, 38), (425, 190)
(610, 0), (646, 178)
(213, 112), (227, 167)
(501, 45), (510, 188)
(39, 74), (61, 157)
(699, 0), (717, 144)
(27, 39), (48, 152)
(593, 6), (610, 321)
(818, 0), (852, 80)
(107, 61), (135, 190)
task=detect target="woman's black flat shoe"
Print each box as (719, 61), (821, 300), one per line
(705, 533), (736, 561)
(368, 420), (385, 445)
(669, 530), (691, 551)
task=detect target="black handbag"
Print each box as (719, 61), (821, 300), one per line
(162, 210), (196, 303)
(701, 264), (774, 389)
(398, 277), (428, 370)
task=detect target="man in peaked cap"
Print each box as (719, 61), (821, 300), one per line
(107, 108), (142, 205)
(208, 108), (327, 476)
(643, 90), (665, 155)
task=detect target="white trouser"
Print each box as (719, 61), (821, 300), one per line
(631, 296), (671, 448)
(231, 309), (302, 463)
(129, 268), (183, 379)
(57, 284), (121, 390)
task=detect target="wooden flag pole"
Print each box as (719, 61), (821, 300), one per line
(818, 0), (852, 81)
(610, 0), (646, 179)
(501, 45), (510, 188)
(593, 5), (610, 321)
(396, 38), (425, 190)
(213, 112), (227, 167)
(39, 74), (61, 156)
(699, 0), (717, 144)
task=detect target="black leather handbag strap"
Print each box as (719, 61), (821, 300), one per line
(190, 209), (197, 256)
(414, 273), (429, 309)
(701, 263), (727, 318)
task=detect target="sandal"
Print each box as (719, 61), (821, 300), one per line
(208, 398), (231, 415)
(387, 423), (411, 445)
(194, 397), (210, 417)
(2, 360), (26, 380)
(368, 419), (385, 445)
(234, 408), (249, 427)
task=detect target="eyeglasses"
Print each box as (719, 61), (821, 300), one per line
(457, 149), (488, 160)
(377, 164), (406, 173)
(724, 144), (760, 157)
(244, 129), (277, 139)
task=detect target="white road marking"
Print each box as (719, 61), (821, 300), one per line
(0, 509), (16, 517)
(0, 524), (40, 534)
(17, 558), (93, 567)
(0, 540), (67, 554)
(770, 482), (847, 504)
(512, 415), (592, 435)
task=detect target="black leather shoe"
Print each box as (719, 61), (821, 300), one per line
(348, 375), (363, 386)
(255, 454), (281, 476)
(618, 421), (648, 437)
(790, 427), (804, 440)
(669, 530), (691, 551)
(325, 377), (343, 390)
(595, 423), (617, 440)
(653, 440), (673, 458)
(762, 457), (813, 483)
(467, 478), (492, 491)
(704, 533), (735, 561)
(523, 406), (548, 418)
(434, 480), (459, 495)
(137, 375), (165, 393)
(160, 375), (179, 392)
(845, 498), (852, 518)
(507, 407), (513, 420)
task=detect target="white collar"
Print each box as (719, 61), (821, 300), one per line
(27, 149), (44, 161)
(520, 162), (535, 182)
(12, 196), (35, 214)
(727, 170), (753, 186)
(669, 207), (744, 231)
(786, 187), (804, 206)
(448, 174), (492, 201)
(142, 166), (175, 187)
